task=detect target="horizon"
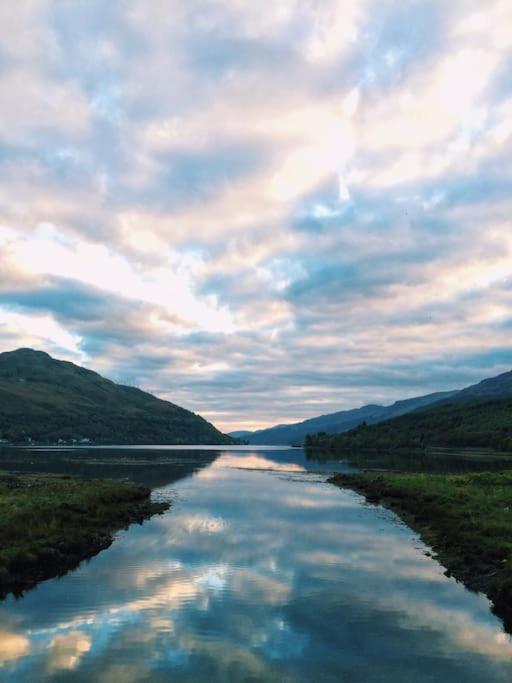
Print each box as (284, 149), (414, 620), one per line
(1, 2), (512, 431)
(0, 344), (503, 434)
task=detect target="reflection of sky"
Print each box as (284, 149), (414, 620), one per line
(1, 452), (512, 681)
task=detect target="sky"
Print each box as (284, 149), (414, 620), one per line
(0, 1), (511, 432)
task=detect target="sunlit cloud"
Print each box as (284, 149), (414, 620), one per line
(0, 630), (30, 665)
(0, 308), (83, 358)
(47, 631), (92, 671)
(0, 0), (511, 429)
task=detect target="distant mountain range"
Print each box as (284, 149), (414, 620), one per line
(307, 393), (512, 455)
(232, 369), (512, 445)
(230, 391), (456, 445)
(0, 348), (233, 445)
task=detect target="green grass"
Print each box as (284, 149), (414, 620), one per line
(330, 470), (512, 632)
(0, 472), (169, 596)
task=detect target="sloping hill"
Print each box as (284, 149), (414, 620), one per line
(306, 397), (512, 453)
(238, 368), (512, 446)
(448, 370), (512, 402)
(0, 348), (233, 445)
(235, 391), (456, 445)
(228, 430), (253, 440)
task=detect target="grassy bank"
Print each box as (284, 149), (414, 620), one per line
(330, 471), (512, 632)
(0, 472), (169, 597)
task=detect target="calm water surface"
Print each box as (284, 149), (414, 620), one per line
(1, 446), (512, 682)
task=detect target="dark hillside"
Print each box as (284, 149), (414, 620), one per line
(0, 348), (233, 445)
(307, 397), (512, 453)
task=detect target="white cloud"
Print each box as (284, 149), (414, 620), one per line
(0, 308), (83, 358)
(48, 631), (91, 671)
(1, 0), (512, 429)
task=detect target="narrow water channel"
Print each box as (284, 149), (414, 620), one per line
(1, 447), (512, 682)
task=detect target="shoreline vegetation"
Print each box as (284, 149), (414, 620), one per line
(0, 472), (169, 599)
(330, 471), (512, 633)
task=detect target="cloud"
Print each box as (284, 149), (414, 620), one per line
(0, 0), (511, 429)
(0, 630), (30, 665)
(47, 631), (91, 671)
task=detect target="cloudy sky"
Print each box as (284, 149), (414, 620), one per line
(0, 1), (511, 432)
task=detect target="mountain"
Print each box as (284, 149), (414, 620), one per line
(305, 368), (512, 453)
(445, 370), (512, 403)
(228, 430), (253, 439)
(306, 396), (512, 454)
(0, 348), (233, 445)
(234, 391), (457, 445)
(237, 367), (512, 447)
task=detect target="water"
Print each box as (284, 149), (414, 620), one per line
(1, 446), (512, 681)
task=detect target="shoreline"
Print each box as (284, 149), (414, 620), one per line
(0, 472), (169, 599)
(329, 471), (512, 634)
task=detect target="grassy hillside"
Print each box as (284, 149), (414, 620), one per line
(306, 397), (512, 453)
(0, 348), (233, 445)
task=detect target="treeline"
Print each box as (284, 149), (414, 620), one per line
(305, 398), (512, 454)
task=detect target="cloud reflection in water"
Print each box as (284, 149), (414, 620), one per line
(1, 451), (512, 681)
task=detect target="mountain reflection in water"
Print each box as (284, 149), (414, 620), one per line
(1, 447), (512, 682)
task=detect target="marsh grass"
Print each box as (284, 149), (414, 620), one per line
(0, 472), (169, 596)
